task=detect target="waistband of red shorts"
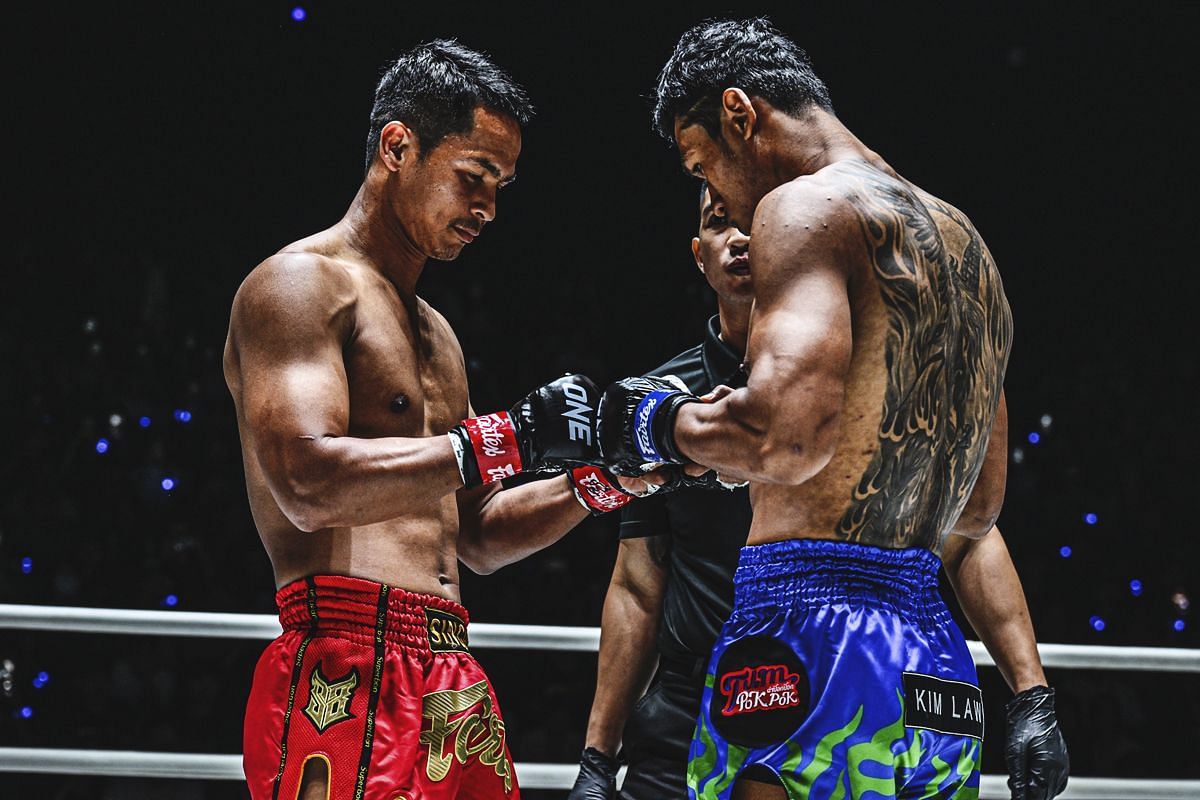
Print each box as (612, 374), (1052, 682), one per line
(275, 575), (471, 652)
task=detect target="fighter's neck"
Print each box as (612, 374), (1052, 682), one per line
(767, 108), (887, 180)
(337, 182), (427, 297)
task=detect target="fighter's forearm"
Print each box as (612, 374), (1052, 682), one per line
(267, 433), (464, 532)
(458, 476), (589, 574)
(944, 527), (1047, 693)
(585, 576), (663, 756)
(673, 388), (832, 485)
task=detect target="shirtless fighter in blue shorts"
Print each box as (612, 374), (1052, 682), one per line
(597, 19), (1067, 800)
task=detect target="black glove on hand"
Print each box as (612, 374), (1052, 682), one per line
(1005, 685), (1069, 800)
(567, 747), (618, 800)
(598, 376), (699, 476)
(448, 374), (602, 487)
(656, 466), (746, 493)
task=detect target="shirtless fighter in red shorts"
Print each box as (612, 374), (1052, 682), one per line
(224, 41), (650, 800)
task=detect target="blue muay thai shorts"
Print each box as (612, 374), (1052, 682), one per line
(687, 539), (983, 800)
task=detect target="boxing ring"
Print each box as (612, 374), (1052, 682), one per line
(2, 604), (1197, 798)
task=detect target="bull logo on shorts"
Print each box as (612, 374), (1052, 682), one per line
(303, 663), (358, 733)
(420, 680), (513, 792)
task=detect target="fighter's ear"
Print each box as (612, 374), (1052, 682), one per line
(691, 237), (705, 274)
(720, 88), (756, 142)
(379, 121), (418, 171)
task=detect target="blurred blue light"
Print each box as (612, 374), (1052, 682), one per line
(32, 671), (49, 689)
(161, 478), (176, 491)
(95, 438), (109, 454)
(21, 557), (33, 574)
(1058, 545), (1072, 558)
(1027, 432), (1040, 444)
(1084, 513), (1098, 525)
(164, 594), (179, 607)
(1089, 615), (1106, 632)
(139, 416), (152, 428)
(20, 707), (33, 719)
(1175, 619), (1187, 632)
(173, 409), (192, 423)
(291, 6), (306, 21)
(1129, 579), (1143, 596)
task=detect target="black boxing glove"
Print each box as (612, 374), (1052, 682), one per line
(566, 747), (618, 800)
(597, 376), (700, 476)
(1005, 685), (1069, 800)
(657, 466), (747, 493)
(448, 374), (601, 488)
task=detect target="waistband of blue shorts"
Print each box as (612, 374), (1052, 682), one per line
(733, 539), (947, 620)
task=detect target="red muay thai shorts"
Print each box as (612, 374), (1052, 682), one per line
(244, 575), (519, 800)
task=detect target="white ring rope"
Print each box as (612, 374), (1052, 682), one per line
(0, 749), (1197, 799)
(1, 603), (1198, 671)
(3, 604), (1198, 798)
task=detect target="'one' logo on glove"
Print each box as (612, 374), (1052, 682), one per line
(560, 382), (594, 445)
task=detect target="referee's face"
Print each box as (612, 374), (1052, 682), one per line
(692, 188), (752, 303)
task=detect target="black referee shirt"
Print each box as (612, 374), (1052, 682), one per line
(618, 316), (751, 666)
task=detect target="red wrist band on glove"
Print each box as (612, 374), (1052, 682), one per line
(463, 412), (523, 484)
(570, 466), (634, 514)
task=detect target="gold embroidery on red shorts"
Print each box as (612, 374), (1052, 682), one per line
(419, 680), (512, 791)
(303, 663), (359, 733)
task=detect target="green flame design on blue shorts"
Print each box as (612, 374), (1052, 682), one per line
(686, 540), (983, 800)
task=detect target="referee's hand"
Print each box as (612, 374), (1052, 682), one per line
(567, 747), (618, 800)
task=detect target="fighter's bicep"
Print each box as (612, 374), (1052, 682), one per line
(230, 258), (356, 441)
(742, 224), (853, 440)
(243, 357), (351, 437)
(745, 184), (854, 386)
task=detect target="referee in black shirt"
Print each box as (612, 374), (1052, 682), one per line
(568, 187), (1067, 799)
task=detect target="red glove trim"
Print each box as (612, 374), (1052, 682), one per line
(571, 466), (634, 514)
(463, 412), (523, 485)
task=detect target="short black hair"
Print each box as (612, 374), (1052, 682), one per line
(365, 39), (534, 171)
(653, 18), (832, 143)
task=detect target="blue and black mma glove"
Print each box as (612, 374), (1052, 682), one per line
(597, 376), (701, 476)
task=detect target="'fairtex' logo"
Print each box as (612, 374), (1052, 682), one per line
(474, 413), (510, 458)
(486, 463), (517, 482)
(634, 395), (659, 459)
(561, 382), (593, 444)
(577, 470), (626, 511)
(719, 664), (803, 716)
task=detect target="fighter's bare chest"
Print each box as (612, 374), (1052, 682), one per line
(342, 299), (468, 439)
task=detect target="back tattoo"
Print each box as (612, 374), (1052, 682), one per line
(836, 162), (1013, 551)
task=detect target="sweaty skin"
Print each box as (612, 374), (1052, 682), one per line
(224, 107), (601, 600)
(672, 95), (1012, 553)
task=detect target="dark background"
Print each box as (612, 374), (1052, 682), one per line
(2, 1), (1198, 797)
